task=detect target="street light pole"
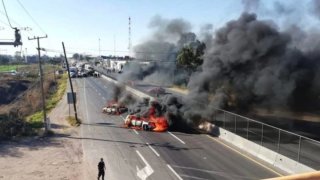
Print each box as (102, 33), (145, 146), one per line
(62, 42), (78, 123)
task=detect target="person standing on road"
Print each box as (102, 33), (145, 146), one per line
(98, 158), (106, 180)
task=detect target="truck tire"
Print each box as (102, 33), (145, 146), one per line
(142, 124), (148, 131)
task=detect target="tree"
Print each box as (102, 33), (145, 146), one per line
(79, 54), (84, 60)
(177, 41), (206, 71)
(72, 53), (80, 60)
(0, 55), (10, 64)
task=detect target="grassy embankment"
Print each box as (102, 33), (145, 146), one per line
(0, 65), (28, 72)
(26, 72), (74, 129)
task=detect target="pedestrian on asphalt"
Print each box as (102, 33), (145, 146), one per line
(98, 158), (106, 180)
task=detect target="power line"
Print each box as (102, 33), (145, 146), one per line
(0, 10), (21, 27)
(16, 0), (46, 35)
(1, 0), (14, 29)
(0, 10), (34, 38)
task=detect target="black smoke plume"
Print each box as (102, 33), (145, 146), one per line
(185, 13), (320, 121)
(107, 83), (137, 105)
(119, 16), (200, 86)
(310, 0), (320, 20)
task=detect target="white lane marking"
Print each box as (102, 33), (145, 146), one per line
(133, 129), (139, 135)
(98, 92), (101, 96)
(168, 132), (186, 144)
(167, 164), (183, 180)
(136, 150), (154, 180)
(179, 174), (208, 180)
(146, 142), (160, 157)
(104, 86), (107, 88)
(102, 97), (106, 100)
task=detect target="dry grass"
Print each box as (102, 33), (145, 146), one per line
(26, 73), (68, 128)
(66, 116), (81, 127)
(0, 65), (67, 137)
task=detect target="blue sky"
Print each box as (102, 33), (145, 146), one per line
(0, 0), (316, 56)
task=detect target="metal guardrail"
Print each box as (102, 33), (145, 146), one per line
(211, 108), (320, 169)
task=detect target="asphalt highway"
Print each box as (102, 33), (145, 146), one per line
(73, 76), (283, 180)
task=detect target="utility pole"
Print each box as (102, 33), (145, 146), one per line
(62, 42), (78, 123)
(28, 35), (48, 133)
(25, 48), (27, 63)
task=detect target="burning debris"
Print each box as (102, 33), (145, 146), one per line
(101, 83), (136, 115)
(124, 99), (169, 132)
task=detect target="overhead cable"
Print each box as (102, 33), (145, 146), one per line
(16, 0), (46, 35)
(1, 0), (14, 29)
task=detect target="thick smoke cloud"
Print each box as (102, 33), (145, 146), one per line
(310, 0), (320, 19)
(148, 15), (192, 42)
(273, 1), (295, 15)
(119, 16), (197, 86)
(199, 24), (214, 49)
(185, 13), (320, 120)
(106, 83), (137, 106)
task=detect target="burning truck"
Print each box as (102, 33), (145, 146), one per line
(102, 82), (183, 132)
(124, 99), (169, 132)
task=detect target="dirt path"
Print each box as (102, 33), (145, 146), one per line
(0, 82), (86, 180)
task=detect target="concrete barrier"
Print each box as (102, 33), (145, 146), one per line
(265, 171), (320, 180)
(101, 74), (154, 101)
(210, 124), (315, 174)
(100, 74), (315, 174)
(101, 74), (118, 84)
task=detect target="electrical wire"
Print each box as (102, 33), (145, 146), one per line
(1, 0), (14, 29)
(0, 8), (36, 38)
(16, 0), (46, 35)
